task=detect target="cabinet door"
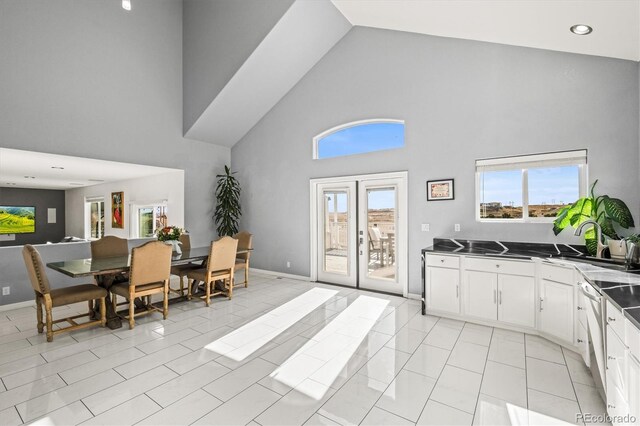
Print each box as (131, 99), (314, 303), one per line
(576, 321), (590, 367)
(628, 354), (640, 425)
(463, 271), (497, 321)
(426, 267), (460, 314)
(539, 279), (574, 344)
(498, 274), (535, 328)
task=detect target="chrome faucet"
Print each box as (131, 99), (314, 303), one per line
(574, 220), (606, 258)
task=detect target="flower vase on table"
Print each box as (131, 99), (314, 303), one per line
(156, 226), (184, 254)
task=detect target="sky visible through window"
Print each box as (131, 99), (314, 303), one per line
(480, 166), (579, 206)
(317, 122), (404, 159)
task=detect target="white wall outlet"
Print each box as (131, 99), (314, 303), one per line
(2, 287), (9, 296)
(421, 223), (430, 232)
(454, 224), (461, 232)
(286, 261), (291, 268)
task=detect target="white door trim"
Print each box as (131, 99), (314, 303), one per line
(309, 171), (408, 297)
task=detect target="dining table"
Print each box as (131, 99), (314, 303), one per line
(47, 246), (252, 329)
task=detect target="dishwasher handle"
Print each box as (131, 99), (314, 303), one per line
(579, 282), (601, 303)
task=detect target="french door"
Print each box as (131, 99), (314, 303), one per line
(312, 172), (407, 296)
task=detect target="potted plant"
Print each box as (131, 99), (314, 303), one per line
(214, 165), (242, 237)
(553, 180), (635, 256)
(156, 226), (184, 254)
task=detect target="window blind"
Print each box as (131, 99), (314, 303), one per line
(476, 150), (587, 173)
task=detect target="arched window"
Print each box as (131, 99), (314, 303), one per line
(314, 119), (405, 159)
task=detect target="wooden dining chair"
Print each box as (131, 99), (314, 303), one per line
(22, 245), (107, 342)
(186, 236), (238, 306)
(109, 241), (172, 329)
(233, 231), (253, 288)
(90, 235), (129, 258)
(169, 233), (201, 297)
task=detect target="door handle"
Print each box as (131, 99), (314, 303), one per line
(359, 237), (363, 245)
(540, 297), (544, 311)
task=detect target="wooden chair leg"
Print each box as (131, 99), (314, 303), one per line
(36, 294), (44, 334)
(244, 266), (249, 288)
(228, 275), (233, 300)
(112, 293), (117, 313)
(179, 275), (185, 297)
(88, 300), (94, 316)
(163, 280), (169, 320)
(187, 279), (193, 300)
(99, 298), (107, 327)
(128, 297), (135, 329)
(205, 279), (211, 307)
(44, 296), (53, 342)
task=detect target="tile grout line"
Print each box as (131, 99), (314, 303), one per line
(470, 326), (495, 424)
(334, 301), (422, 424)
(560, 347), (587, 423)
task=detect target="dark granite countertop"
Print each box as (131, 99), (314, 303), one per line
(423, 238), (640, 331)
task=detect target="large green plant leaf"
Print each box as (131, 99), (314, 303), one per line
(552, 205), (571, 236)
(584, 227), (597, 256)
(568, 198), (593, 227)
(602, 197), (635, 228)
(598, 217), (619, 240)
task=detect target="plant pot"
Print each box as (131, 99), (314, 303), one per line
(608, 240), (626, 260)
(165, 240), (182, 255)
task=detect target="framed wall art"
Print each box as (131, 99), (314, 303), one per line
(111, 191), (124, 229)
(427, 179), (454, 201)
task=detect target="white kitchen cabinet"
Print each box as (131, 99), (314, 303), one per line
(539, 279), (574, 344)
(627, 353), (640, 426)
(498, 274), (535, 328)
(606, 325), (629, 423)
(426, 265), (460, 314)
(463, 270), (498, 321)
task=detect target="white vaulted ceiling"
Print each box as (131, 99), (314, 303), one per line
(331, 0), (640, 61)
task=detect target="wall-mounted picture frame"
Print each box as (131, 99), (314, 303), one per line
(427, 179), (454, 201)
(111, 191), (124, 229)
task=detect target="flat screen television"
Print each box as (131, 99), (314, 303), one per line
(0, 206), (36, 234)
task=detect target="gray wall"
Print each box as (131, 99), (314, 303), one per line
(231, 27), (640, 295)
(0, 0), (229, 248)
(0, 0), (229, 305)
(182, 0), (295, 132)
(0, 188), (66, 247)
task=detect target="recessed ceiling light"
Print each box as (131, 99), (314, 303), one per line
(51, 166), (65, 170)
(69, 183), (84, 186)
(5, 183), (16, 186)
(24, 176), (35, 179)
(122, 0), (131, 11)
(570, 24), (593, 35)
(88, 179), (105, 182)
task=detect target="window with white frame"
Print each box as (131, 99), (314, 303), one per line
(476, 150), (587, 222)
(85, 197), (105, 240)
(314, 119), (405, 159)
(131, 203), (168, 238)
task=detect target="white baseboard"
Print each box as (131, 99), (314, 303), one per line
(0, 299), (35, 312)
(251, 268), (311, 282)
(407, 293), (422, 301)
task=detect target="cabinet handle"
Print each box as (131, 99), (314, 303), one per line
(539, 297), (544, 312)
(608, 404), (616, 409)
(441, 259), (445, 263)
(498, 290), (502, 305)
(494, 290), (497, 304)
(496, 264), (500, 268)
(608, 317), (616, 322)
(608, 355), (616, 361)
(577, 339), (584, 343)
(577, 306), (584, 311)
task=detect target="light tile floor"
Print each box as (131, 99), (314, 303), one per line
(0, 273), (609, 425)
